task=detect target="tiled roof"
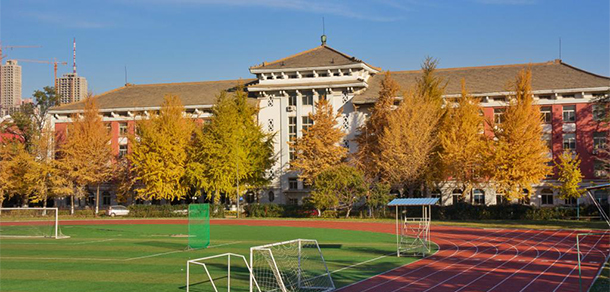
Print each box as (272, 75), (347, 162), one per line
(51, 79), (257, 112)
(353, 60), (610, 104)
(248, 80), (366, 90)
(250, 45), (380, 71)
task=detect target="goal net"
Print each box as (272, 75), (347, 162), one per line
(250, 239), (335, 292)
(0, 207), (67, 239)
(188, 204), (210, 249)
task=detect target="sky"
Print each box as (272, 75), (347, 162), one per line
(1, 0), (609, 97)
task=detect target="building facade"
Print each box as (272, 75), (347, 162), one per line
(1, 60), (22, 116)
(49, 45), (610, 208)
(57, 73), (88, 104)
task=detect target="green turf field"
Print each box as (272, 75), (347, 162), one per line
(0, 224), (429, 292)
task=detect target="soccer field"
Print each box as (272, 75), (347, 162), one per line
(0, 223), (423, 292)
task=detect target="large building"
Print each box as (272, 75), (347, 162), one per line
(57, 72), (88, 104)
(49, 44), (610, 208)
(1, 60), (22, 116)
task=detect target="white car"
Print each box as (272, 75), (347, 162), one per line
(107, 205), (129, 217)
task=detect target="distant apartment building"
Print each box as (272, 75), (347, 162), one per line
(1, 60), (22, 116)
(49, 44), (610, 208)
(57, 73), (88, 104)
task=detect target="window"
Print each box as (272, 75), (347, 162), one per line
(288, 198), (299, 205)
(562, 94), (575, 99)
(288, 178), (298, 190)
(267, 95), (274, 107)
(565, 197), (576, 205)
(268, 119), (275, 132)
(342, 91), (350, 104)
(496, 194), (507, 205)
(541, 106), (552, 123)
(562, 105), (575, 122)
(494, 108), (505, 124)
(541, 189), (553, 205)
(563, 133), (576, 151)
(538, 95), (552, 100)
(302, 95), (313, 106)
(519, 189), (530, 205)
(302, 116), (313, 132)
(102, 191), (111, 206)
(288, 117), (297, 161)
(288, 95), (297, 107)
(268, 191), (275, 202)
(594, 190), (608, 205)
(473, 189), (485, 205)
(594, 161), (607, 178)
(119, 122), (128, 136)
(542, 133), (552, 151)
(593, 104), (606, 121)
(593, 132), (607, 153)
(118, 144), (128, 158)
(430, 189), (442, 199)
(452, 189), (464, 205)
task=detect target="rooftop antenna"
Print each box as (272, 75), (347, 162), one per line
(72, 37), (77, 73)
(321, 17), (327, 46)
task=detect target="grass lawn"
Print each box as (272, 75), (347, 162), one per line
(0, 224), (427, 292)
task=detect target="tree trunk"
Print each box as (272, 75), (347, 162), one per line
(345, 206), (352, 219)
(70, 195), (75, 215)
(95, 184), (100, 216)
(42, 197), (48, 216)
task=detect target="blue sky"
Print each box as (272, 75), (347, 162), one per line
(1, 0), (608, 97)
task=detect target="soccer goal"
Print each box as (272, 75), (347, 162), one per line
(250, 239), (335, 292)
(186, 253), (261, 292)
(0, 207), (68, 239)
(188, 203), (210, 249)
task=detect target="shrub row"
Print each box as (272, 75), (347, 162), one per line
(244, 203), (316, 218)
(127, 204), (225, 218)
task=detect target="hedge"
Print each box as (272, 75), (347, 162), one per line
(244, 203), (316, 218)
(127, 204), (225, 218)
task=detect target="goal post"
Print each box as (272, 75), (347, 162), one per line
(0, 207), (68, 239)
(188, 203), (210, 249)
(250, 239), (335, 292)
(186, 253), (261, 292)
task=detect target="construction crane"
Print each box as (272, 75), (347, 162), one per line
(0, 42), (42, 61)
(14, 58), (68, 88)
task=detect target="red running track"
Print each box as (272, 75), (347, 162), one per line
(2, 218), (608, 291)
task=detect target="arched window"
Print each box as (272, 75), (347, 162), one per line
(452, 189), (463, 205)
(541, 188), (554, 205)
(473, 189), (485, 205)
(268, 191), (275, 202)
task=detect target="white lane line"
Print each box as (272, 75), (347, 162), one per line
(355, 228), (509, 292)
(331, 252), (395, 274)
(552, 232), (609, 292)
(124, 241), (241, 261)
(0, 256), (116, 261)
(68, 238), (115, 245)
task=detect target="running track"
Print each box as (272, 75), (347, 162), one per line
(2, 218), (608, 291)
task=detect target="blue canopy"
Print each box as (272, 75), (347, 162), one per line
(387, 198), (439, 206)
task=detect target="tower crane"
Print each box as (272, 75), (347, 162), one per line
(0, 42), (42, 61)
(14, 59), (68, 88)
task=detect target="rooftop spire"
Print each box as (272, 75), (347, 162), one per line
(72, 37), (77, 74)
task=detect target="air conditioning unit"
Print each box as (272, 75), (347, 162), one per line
(286, 106), (296, 112)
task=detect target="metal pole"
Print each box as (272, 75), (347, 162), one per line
(236, 160), (240, 219)
(249, 248), (253, 292)
(228, 254), (231, 292)
(396, 206), (399, 257)
(55, 208), (59, 239)
(298, 240), (302, 288)
(576, 197), (580, 220)
(577, 235), (582, 292)
(186, 262), (190, 292)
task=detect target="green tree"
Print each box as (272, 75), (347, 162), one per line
(312, 164), (367, 218)
(186, 88), (275, 208)
(555, 151), (584, 200)
(439, 80), (489, 201)
(291, 97), (347, 185)
(367, 182), (393, 218)
(488, 68), (551, 200)
(56, 98), (114, 214)
(129, 95), (194, 202)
